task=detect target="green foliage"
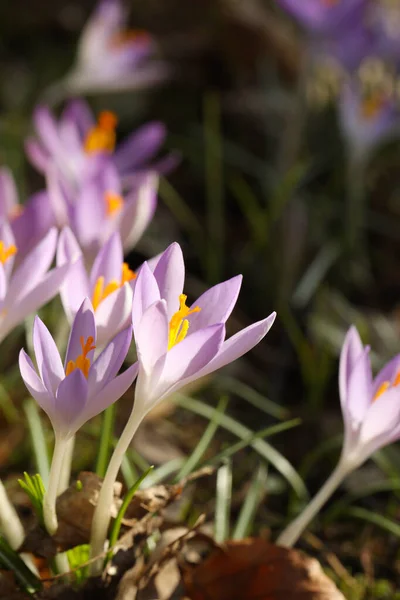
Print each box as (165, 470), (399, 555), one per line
(66, 545), (90, 584)
(18, 472), (45, 526)
(0, 536), (41, 594)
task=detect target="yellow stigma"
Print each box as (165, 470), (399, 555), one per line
(92, 262), (136, 311)
(373, 370), (400, 401)
(361, 95), (385, 120)
(0, 241), (17, 265)
(105, 191), (124, 216)
(65, 336), (96, 379)
(168, 294), (201, 350)
(84, 111), (118, 154)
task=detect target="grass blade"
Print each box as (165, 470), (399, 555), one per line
(233, 463), (268, 539)
(95, 404), (116, 478)
(217, 376), (289, 420)
(23, 398), (50, 486)
(176, 395), (229, 481)
(174, 394), (307, 499)
(345, 506), (400, 537)
(0, 536), (42, 594)
(215, 461), (232, 543)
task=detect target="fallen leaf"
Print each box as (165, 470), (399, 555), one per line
(182, 538), (345, 600)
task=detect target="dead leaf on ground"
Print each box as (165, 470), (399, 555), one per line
(182, 538), (345, 600)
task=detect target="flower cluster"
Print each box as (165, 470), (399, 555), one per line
(277, 0), (400, 160)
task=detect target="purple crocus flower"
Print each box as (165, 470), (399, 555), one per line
(338, 79), (398, 161)
(49, 163), (157, 263)
(89, 242), (276, 565)
(63, 0), (169, 95)
(0, 167), (55, 260)
(25, 100), (173, 190)
(278, 325), (400, 548)
(19, 298), (138, 534)
(0, 224), (69, 344)
(57, 228), (135, 347)
(277, 0), (367, 36)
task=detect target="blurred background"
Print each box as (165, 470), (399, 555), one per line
(2, 1), (400, 596)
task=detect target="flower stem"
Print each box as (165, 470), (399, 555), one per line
(277, 459), (351, 547)
(43, 436), (67, 535)
(0, 479), (25, 550)
(89, 404), (144, 574)
(58, 436), (75, 495)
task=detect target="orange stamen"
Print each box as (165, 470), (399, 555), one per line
(168, 294), (201, 350)
(65, 336), (96, 379)
(373, 381), (390, 401)
(92, 263), (136, 311)
(84, 111), (118, 154)
(105, 191), (124, 216)
(110, 29), (151, 48)
(361, 95), (386, 120)
(0, 241), (17, 265)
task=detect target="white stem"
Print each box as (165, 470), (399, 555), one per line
(0, 479), (25, 550)
(58, 436), (75, 495)
(277, 458), (352, 547)
(89, 403), (144, 574)
(43, 436), (68, 535)
(55, 551), (70, 575)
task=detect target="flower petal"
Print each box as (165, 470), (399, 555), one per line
(119, 174), (158, 251)
(57, 228), (90, 322)
(19, 349), (54, 416)
(55, 369), (88, 437)
(339, 326), (364, 411)
(136, 299), (168, 374)
(189, 275), (242, 333)
(64, 298), (96, 369)
(0, 221), (17, 279)
(95, 283), (133, 348)
(89, 325), (133, 395)
(372, 353), (400, 398)
(359, 386), (400, 454)
(346, 348), (373, 426)
(132, 262), (160, 332)
(114, 122), (167, 174)
(89, 232), (124, 291)
(153, 242), (185, 319)
(32, 316), (64, 396)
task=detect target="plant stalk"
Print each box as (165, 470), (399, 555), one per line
(43, 435), (67, 535)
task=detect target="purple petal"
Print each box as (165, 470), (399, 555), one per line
(55, 369), (88, 436)
(153, 242), (185, 319)
(46, 169), (69, 228)
(8, 228), (58, 302)
(346, 348), (373, 426)
(88, 325), (132, 395)
(57, 227), (89, 322)
(131, 262), (161, 332)
(89, 232), (124, 291)
(372, 354), (400, 398)
(0, 167), (18, 217)
(162, 323), (225, 391)
(1, 264), (70, 340)
(114, 122), (167, 174)
(64, 298), (96, 369)
(19, 349), (54, 416)
(24, 139), (49, 173)
(95, 283), (133, 347)
(136, 299), (168, 374)
(11, 191), (56, 260)
(359, 386), (400, 451)
(0, 221), (17, 279)
(187, 313), (276, 382)
(33, 316), (64, 396)
(61, 99), (94, 139)
(32, 106), (61, 154)
(69, 178), (106, 254)
(0, 264), (7, 304)
(119, 174), (157, 251)
(189, 275), (242, 333)
(77, 362), (138, 430)
(339, 326), (364, 411)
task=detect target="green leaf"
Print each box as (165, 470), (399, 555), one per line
(0, 536), (42, 594)
(18, 473), (45, 525)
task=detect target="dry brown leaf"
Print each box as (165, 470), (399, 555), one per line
(182, 538), (345, 600)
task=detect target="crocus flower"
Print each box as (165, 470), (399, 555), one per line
(62, 0), (169, 95)
(0, 224), (69, 344)
(25, 100), (172, 190)
(57, 228), (135, 347)
(49, 163), (157, 262)
(277, 0), (367, 36)
(19, 298), (138, 534)
(338, 78), (398, 162)
(278, 326), (400, 548)
(89, 242), (276, 567)
(0, 167), (55, 260)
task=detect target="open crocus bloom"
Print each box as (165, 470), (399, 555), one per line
(48, 162), (157, 262)
(0, 224), (69, 343)
(63, 0), (169, 95)
(0, 167), (55, 260)
(57, 228), (135, 347)
(19, 298), (138, 440)
(25, 100), (172, 190)
(340, 326), (400, 466)
(277, 0), (367, 35)
(338, 79), (398, 162)
(132, 242), (276, 414)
